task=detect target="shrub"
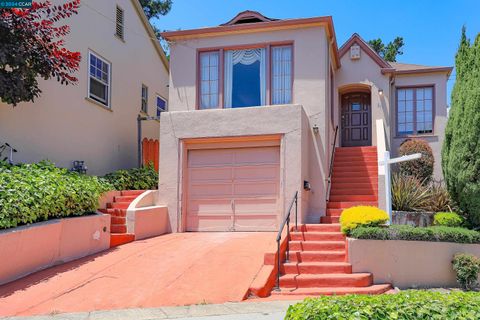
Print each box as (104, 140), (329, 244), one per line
(103, 165), (158, 190)
(339, 206), (389, 235)
(349, 225), (480, 244)
(0, 161), (112, 229)
(452, 253), (480, 290)
(398, 138), (434, 183)
(285, 290), (480, 319)
(422, 181), (452, 212)
(434, 212), (463, 227)
(442, 27), (480, 229)
(391, 173), (430, 211)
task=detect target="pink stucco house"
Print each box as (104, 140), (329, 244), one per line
(158, 10), (452, 234)
(157, 11), (452, 296)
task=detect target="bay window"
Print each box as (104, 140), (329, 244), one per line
(198, 44), (293, 109)
(396, 86), (434, 136)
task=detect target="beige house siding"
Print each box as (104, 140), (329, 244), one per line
(0, 0), (168, 175)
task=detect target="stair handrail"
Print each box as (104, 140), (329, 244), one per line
(274, 191), (298, 291)
(326, 125), (339, 202)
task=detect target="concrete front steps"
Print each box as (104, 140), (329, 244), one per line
(273, 223), (391, 296)
(99, 190), (145, 247)
(322, 146), (379, 224)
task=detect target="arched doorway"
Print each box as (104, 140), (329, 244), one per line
(341, 92), (372, 147)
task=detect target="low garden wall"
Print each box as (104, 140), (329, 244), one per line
(347, 238), (480, 288)
(0, 214), (110, 285)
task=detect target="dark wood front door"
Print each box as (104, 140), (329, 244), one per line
(341, 92), (371, 147)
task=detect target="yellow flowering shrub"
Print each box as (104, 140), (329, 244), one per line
(339, 206), (389, 235)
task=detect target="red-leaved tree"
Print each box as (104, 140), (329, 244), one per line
(0, 1), (81, 106)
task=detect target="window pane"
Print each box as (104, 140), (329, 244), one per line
(199, 51), (219, 109)
(271, 45), (293, 105)
(405, 89), (413, 100)
(425, 87), (433, 99)
(90, 78), (107, 103)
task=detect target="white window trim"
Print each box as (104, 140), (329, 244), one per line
(87, 50), (112, 109)
(156, 94), (168, 116)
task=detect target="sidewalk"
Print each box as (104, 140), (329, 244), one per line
(1, 300), (298, 320)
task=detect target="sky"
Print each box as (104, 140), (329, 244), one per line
(152, 1), (480, 104)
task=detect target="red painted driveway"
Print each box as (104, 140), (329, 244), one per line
(0, 232), (275, 317)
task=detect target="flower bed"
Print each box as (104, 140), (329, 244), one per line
(350, 225), (480, 244)
(285, 290), (480, 319)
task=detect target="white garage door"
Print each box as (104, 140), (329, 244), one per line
(186, 146), (280, 232)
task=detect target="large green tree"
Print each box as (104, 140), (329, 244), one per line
(139, 0), (172, 38)
(442, 27), (480, 227)
(368, 37), (404, 62)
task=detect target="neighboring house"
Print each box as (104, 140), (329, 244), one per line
(0, 0), (169, 175)
(158, 11), (452, 232)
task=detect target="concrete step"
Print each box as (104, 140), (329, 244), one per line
(327, 201), (378, 209)
(297, 224), (341, 232)
(111, 216), (126, 225)
(111, 224), (127, 233)
(330, 188), (378, 196)
(333, 171), (377, 178)
(114, 195), (137, 202)
(326, 208), (343, 216)
(287, 250), (346, 263)
(291, 231), (345, 241)
(332, 176), (378, 184)
(271, 284), (392, 296)
(98, 208), (127, 217)
(121, 190), (145, 197)
(279, 273), (372, 288)
(320, 216), (340, 224)
(107, 202), (130, 209)
(289, 240), (345, 251)
(110, 234), (135, 247)
(283, 262), (352, 274)
(329, 195), (377, 202)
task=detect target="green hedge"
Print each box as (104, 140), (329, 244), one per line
(349, 225), (480, 244)
(103, 165), (158, 191)
(0, 161), (112, 229)
(285, 290), (480, 319)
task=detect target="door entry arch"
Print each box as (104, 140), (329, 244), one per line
(341, 92), (372, 147)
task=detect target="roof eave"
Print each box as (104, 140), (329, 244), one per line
(387, 66), (454, 76)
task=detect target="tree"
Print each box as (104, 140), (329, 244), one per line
(139, 0), (172, 21)
(442, 26), (480, 227)
(368, 37), (404, 62)
(0, 1), (81, 106)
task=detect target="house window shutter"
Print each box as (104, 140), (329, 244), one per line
(115, 6), (124, 40)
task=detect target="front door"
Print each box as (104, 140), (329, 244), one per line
(341, 92), (371, 147)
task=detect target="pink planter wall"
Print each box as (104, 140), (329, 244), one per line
(0, 214), (110, 285)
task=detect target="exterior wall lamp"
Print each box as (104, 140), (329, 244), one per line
(378, 89), (384, 96)
(312, 124), (319, 134)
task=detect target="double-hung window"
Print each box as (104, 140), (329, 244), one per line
(156, 95), (167, 117)
(397, 86), (434, 136)
(141, 85), (148, 113)
(88, 52), (111, 107)
(198, 44), (293, 109)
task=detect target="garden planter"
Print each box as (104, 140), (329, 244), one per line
(347, 238), (480, 288)
(0, 214), (110, 285)
(392, 211), (434, 227)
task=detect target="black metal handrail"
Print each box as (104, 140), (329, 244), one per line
(326, 125), (339, 202)
(274, 191), (298, 291)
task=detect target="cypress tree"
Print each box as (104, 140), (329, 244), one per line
(442, 27), (480, 226)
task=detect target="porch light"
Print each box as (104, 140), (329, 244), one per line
(312, 124), (319, 134)
(378, 89), (384, 96)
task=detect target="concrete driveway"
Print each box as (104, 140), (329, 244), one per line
(0, 232), (276, 317)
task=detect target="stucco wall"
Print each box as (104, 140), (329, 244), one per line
(392, 73), (449, 179)
(348, 238), (480, 289)
(0, 0), (168, 175)
(157, 104), (308, 232)
(167, 26), (330, 220)
(0, 214), (110, 285)
(336, 46), (392, 149)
